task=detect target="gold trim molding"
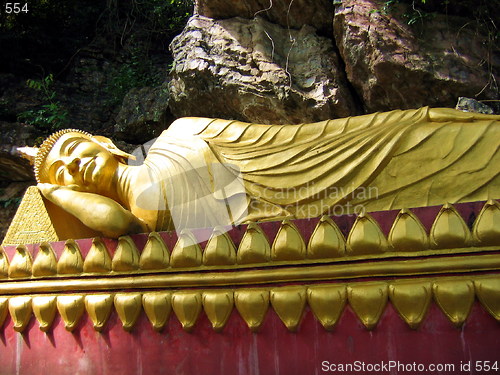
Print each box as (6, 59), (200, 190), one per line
(0, 275), (499, 333)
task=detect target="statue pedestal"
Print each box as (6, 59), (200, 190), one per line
(0, 200), (499, 374)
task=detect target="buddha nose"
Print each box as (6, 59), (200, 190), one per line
(66, 158), (81, 176)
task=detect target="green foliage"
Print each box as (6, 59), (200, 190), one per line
(18, 74), (68, 133)
(106, 49), (164, 106)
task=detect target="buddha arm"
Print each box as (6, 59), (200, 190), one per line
(38, 183), (147, 238)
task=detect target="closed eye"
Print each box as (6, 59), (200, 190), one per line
(66, 140), (80, 155)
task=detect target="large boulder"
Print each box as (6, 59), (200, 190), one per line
(115, 83), (174, 143)
(169, 16), (357, 124)
(194, 0), (334, 34)
(334, 0), (499, 112)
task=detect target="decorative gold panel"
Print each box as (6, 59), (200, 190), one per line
(9, 296), (32, 332)
(389, 209), (428, 252)
(85, 294), (113, 331)
(83, 238), (111, 273)
(234, 289), (269, 332)
(0, 247), (9, 278)
(140, 232), (170, 270)
(307, 216), (345, 259)
(236, 223), (271, 264)
(388, 280), (431, 329)
(203, 228), (237, 266)
(271, 220), (306, 261)
(32, 296), (57, 332)
(171, 291), (202, 332)
(112, 236), (140, 271)
(142, 292), (172, 331)
(32, 242), (57, 277)
(270, 286), (307, 331)
(0, 297), (8, 328)
(433, 279), (475, 327)
(347, 212), (388, 255)
(57, 240), (83, 275)
(8, 245), (33, 278)
(170, 230), (202, 268)
(202, 290), (234, 331)
(307, 284), (346, 330)
(474, 276), (500, 321)
(57, 295), (85, 332)
(348, 282), (388, 330)
(114, 293), (142, 331)
(431, 204), (471, 249)
(473, 200), (500, 246)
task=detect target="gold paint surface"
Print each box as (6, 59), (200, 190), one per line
(388, 280), (431, 329)
(0, 297), (8, 328)
(140, 232), (170, 270)
(234, 289), (269, 332)
(2, 186), (58, 246)
(271, 220), (306, 261)
(114, 293), (142, 331)
(32, 242), (57, 277)
(348, 282), (388, 330)
(474, 276), (500, 321)
(307, 284), (346, 330)
(433, 279), (475, 327)
(203, 228), (237, 266)
(171, 291), (202, 332)
(85, 294), (113, 331)
(142, 291), (172, 331)
(270, 286), (307, 331)
(170, 230), (202, 268)
(57, 295), (85, 331)
(347, 213), (388, 255)
(32, 296), (57, 332)
(237, 223), (271, 264)
(8, 245), (33, 278)
(202, 290), (234, 331)
(473, 200), (500, 246)
(9, 296), (32, 332)
(112, 236), (140, 271)
(431, 204), (471, 248)
(57, 240), (83, 275)
(83, 238), (112, 273)
(307, 216), (346, 259)
(389, 209), (428, 252)
(0, 247), (10, 279)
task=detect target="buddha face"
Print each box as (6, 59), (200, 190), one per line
(44, 133), (119, 193)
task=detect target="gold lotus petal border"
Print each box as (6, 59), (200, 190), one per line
(0, 202), (499, 334)
(1, 202), (500, 279)
(0, 275), (499, 333)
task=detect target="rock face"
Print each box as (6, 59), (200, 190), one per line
(115, 83), (174, 143)
(195, 0), (334, 34)
(169, 16), (357, 124)
(334, 0), (499, 112)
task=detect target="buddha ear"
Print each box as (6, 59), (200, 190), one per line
(93, 135), (136, 161)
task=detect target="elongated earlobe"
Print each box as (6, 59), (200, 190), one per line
(93, 136), (136, 161)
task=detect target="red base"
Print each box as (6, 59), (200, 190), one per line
(1, 301), (498, 375)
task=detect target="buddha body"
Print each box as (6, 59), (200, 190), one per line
(35, 107), (500, 238)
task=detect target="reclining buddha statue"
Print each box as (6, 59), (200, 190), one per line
(27, 107), (500, 238)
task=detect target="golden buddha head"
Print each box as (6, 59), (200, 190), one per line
(34, 129), (134, 193)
